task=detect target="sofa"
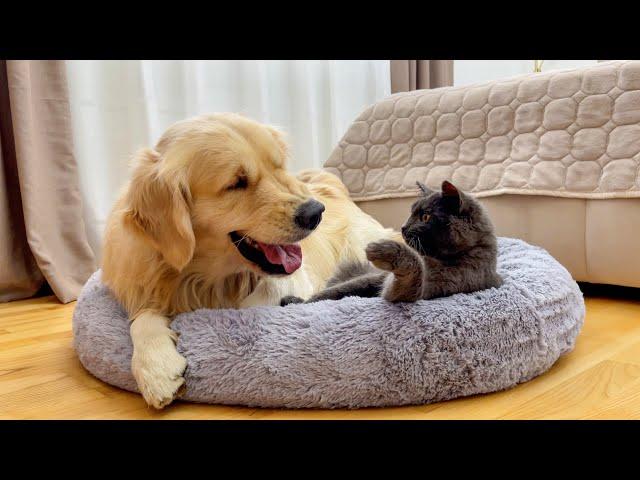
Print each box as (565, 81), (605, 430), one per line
(324, 61), (640, 288)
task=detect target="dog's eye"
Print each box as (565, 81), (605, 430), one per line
(228, 176), (248, 190)
(422, 213), (431, 222)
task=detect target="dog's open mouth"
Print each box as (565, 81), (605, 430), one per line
(229, 231), (303, 275)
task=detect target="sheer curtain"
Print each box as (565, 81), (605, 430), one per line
(65, 60), (391, 258)
(453, 60), (600, 86)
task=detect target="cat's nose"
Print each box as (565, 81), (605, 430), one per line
(401, 225), (409, 235)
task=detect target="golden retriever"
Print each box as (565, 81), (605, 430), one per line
(102, 113), (394, 408)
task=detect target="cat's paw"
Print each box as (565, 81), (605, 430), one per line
(280, 295), (304, 306)
(366, 240), (405, 271)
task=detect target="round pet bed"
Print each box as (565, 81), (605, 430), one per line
(73, 238), (585, 409)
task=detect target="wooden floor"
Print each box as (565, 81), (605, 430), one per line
(1, 288), (639, 420)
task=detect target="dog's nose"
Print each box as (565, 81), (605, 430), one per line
(294, 199), (325, 231)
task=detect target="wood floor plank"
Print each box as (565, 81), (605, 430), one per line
(1, 290), (639, 419)
(611, 338), (640, 366)
(498, 360), (640, 419)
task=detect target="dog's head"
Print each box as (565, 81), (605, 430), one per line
(121, 113), (324, 276)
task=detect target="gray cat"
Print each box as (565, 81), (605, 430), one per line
(281, 180), (502, 305)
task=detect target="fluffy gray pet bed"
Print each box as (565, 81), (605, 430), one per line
(73, 238), (585, 409)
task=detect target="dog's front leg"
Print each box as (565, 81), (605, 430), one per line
(240, 270), (315, 308)
(130, 311), (187, 409)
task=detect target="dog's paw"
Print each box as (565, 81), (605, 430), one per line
(131, 330), (188, 409)
(366, 240), (405, 271)
(281, 295), (304, 306)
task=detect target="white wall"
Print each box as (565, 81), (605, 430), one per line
(454, 60), (600, 86)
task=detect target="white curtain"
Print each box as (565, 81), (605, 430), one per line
(66, 60), (391, 258)
(454, 60), (600, 87)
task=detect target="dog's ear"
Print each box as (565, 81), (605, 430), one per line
(122, 148), (195, 271)
(266, 125), (290, 161)
(416, 181), (433, 196)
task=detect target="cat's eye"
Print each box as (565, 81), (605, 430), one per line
(422, 213), (431, 222)
(227, 175), (248, 190)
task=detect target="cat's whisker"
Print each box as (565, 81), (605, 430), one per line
(413, 236), (424, 253)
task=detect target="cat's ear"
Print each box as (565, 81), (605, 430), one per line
(416, 181), (433, 196)
(441, 180), (459, 197)
(441, 180), (462, 212)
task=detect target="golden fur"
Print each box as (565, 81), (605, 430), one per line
(103, 113), (392, 315)
(101, 113), (394, 408)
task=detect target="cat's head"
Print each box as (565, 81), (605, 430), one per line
(401, 180), (495, 259)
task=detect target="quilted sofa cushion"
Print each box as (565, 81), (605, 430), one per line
(325, 61), (640, 201)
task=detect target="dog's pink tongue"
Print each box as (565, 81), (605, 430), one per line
(257, 242), (302, 274)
